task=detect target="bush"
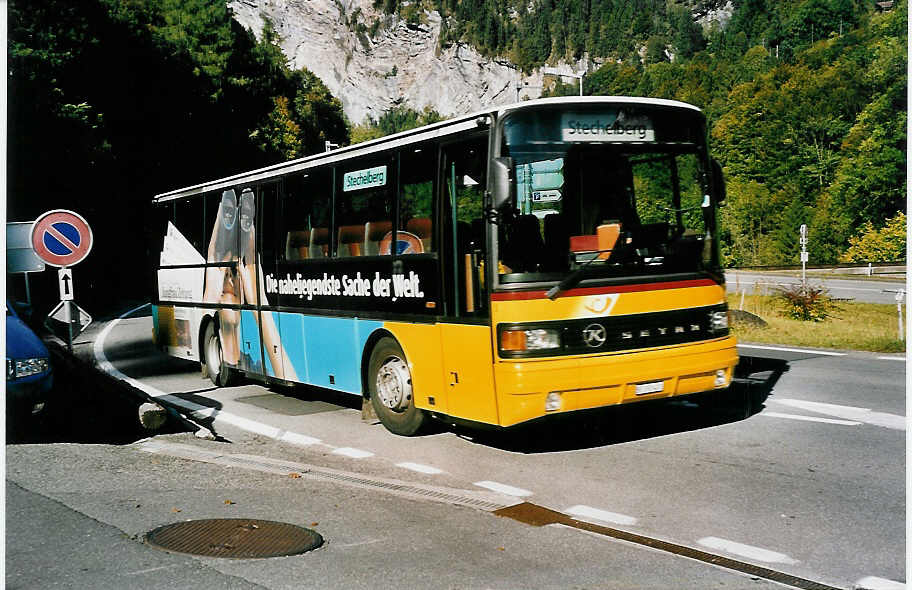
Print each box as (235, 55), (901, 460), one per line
(840, 212), (906, 263)
(775, 283), (836, 322)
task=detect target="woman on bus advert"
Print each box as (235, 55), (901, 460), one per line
(203, 189), (242, 368)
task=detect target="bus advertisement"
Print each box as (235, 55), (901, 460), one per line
(152, 96), (738, 436)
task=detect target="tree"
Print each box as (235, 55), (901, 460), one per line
(840, 212), (907, 263)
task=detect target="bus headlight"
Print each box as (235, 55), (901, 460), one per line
(500, 328), (561, 352)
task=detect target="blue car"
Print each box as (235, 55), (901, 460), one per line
(6, 302), (53, 416)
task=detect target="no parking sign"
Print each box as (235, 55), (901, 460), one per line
(30, 209), (93, 268)
(30, 210), (94, 352)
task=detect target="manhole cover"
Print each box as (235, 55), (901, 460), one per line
(145, 518), (323, 558)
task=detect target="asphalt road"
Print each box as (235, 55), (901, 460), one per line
(6, 307), (907, 590)
(725, 270), (905, 304)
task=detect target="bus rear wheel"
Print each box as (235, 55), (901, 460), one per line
(204, 322), (235, 387)
(368, 337), (427, 436)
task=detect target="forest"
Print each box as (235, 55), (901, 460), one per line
(7, 0), (906, 312)
(374, 0), (907, 266)
(8, 0), (350, 309)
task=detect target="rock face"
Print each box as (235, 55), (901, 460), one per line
(229, 0), (547, 124)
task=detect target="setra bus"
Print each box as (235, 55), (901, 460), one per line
(152, 96), (737, 435)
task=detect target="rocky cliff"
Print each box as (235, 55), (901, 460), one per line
(229, 0), (555, 124)
(228, 0), (732, 125)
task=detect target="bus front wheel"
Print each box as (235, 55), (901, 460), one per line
(204, 322), (235, 388)
(368, 337), (427, 436)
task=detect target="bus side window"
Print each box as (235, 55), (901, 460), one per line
(398, 145), (436, 255)
(337, 156), (394, 257)
(282, 169), (332, 261)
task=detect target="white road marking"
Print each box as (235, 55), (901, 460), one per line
(280, 431), (321, 446)
(565, 505), (638, 526)
(697, 537), (799, 565)
(93, 304), (325, 446)
(126, 565), (181, 576)
(737, 344), (846, 356)
(396, 462), (444, 475)
(333, 447), (374, 459)
(770, 399), (906, 430)
(473, 480), (532, 497)
(854, 576), (906, 590)
(876, 356), (906, 361)
(760, 411), (862, 426)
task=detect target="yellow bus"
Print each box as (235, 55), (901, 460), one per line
(152, 96), (737, 435)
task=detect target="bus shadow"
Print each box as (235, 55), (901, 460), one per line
(456, 355), (789, 454)
(97, 331), (202, 381)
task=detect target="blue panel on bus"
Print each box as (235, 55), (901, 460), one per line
(240, 310), (264, 374)
(261, 311), (279, 378)
(277, 313), (383, 395)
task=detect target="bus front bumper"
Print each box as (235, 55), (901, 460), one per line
(493, 336), (738, 427)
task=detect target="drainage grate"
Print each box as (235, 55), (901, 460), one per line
(145, 518), (323, 559)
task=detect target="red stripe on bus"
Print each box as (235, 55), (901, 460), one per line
(490, 279), (717, 301)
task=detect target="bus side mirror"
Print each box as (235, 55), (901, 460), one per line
(490, 157), (514, 211)
(711, 159), (726, 204)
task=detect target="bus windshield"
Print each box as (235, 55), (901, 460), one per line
(498, 105), (717, 285)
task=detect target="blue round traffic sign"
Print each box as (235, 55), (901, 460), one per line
(30, 209), (93, 267)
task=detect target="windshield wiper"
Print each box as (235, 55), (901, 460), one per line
(546, 249), (615, 300)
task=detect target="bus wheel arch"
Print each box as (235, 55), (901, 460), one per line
(364, 333), (427, 436)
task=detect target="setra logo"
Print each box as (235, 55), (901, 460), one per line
(582, 323), (607, 348)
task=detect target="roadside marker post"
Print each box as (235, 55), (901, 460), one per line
(882, 289), (905, 342)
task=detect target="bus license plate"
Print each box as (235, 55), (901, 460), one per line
(635, 381), (664, 396)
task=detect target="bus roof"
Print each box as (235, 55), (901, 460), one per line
(152, 96), (703, 203)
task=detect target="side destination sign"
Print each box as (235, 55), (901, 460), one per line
(343, 165), (387, 192)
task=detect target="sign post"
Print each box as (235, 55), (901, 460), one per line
(30, 210), (94, 353)
(799, 224), (808, 294)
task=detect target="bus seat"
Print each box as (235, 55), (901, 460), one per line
(338, 224), (365, 257)
(569, 234), (598, 252)
(285, 230), (310, 261)
(364, 220), (392, 256)
(309, 227), (330, 258)
(596, 222), (621, 260)
(406, 217), (432, 252)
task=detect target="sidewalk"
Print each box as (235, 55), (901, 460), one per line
(8, 431), (787, 589)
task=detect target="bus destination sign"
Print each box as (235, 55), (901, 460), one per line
(561, 112), (655, 142)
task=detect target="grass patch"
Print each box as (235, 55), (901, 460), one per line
(727, 293), (905, 353)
